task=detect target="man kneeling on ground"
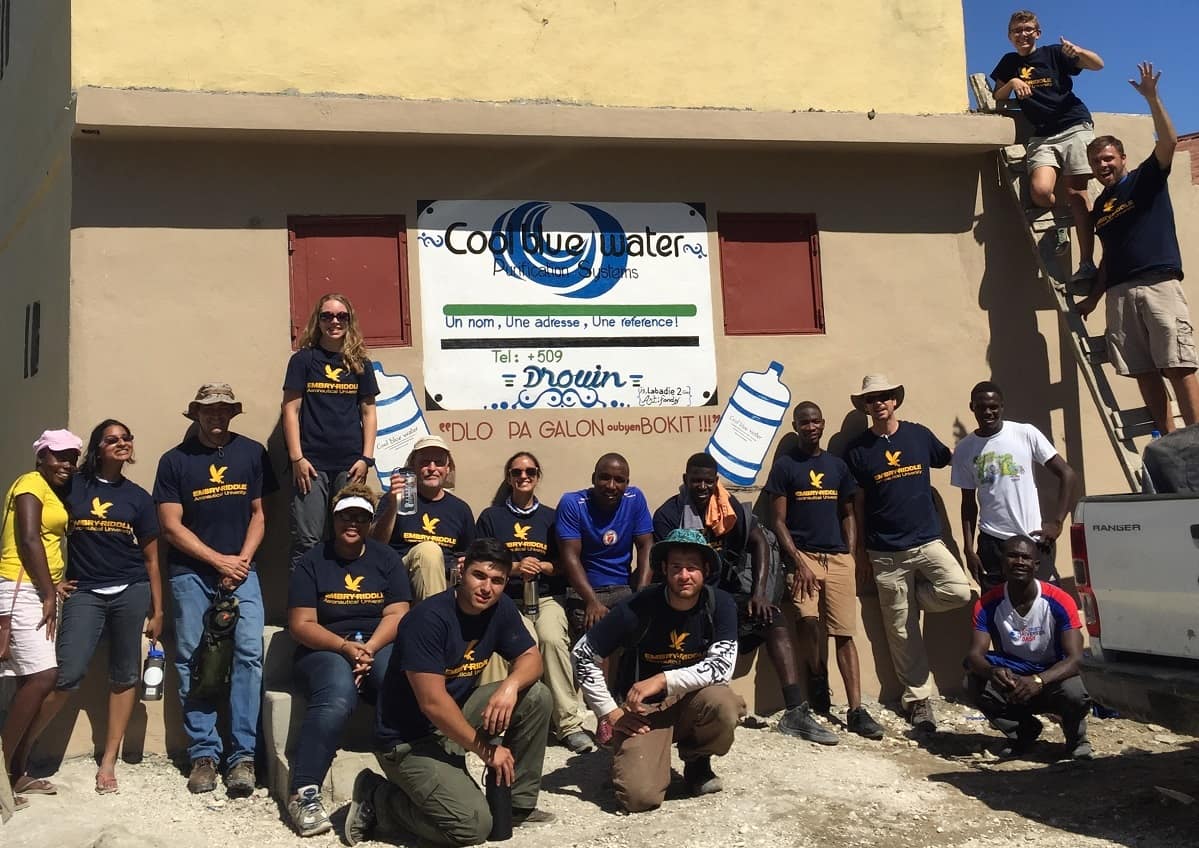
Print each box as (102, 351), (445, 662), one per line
(572, 528), (746, 813)
(965, 535), (1092, 760)
(347, 538), (555, 847)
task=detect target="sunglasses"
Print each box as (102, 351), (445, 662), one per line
(336, 512), (372, 524)
(862, 393), (895, 405)
(102, 434), (135, 445)
(319, 311), (350, 323)
(509, 467), (540, 479)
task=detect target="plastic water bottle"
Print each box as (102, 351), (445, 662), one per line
(484, 736), (513, 841)
(706, 361), (791, 485)
(372, 363), (432, 493)
(1151, 429), (1162, 439)
(141, 642), (166, 701)
(397, 469), (418, 516)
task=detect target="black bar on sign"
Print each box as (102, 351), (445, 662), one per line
(441, 336), (701, 350)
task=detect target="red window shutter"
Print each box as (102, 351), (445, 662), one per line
(717, 213), (824, 335)
(288, 216), (411, 348)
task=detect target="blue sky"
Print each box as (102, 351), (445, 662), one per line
(963, 0), (1199, 134)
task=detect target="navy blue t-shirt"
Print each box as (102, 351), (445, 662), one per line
(765, 449), (858, 554)
(283, 346), (380, 473)
(475, 502), (565, 599)
(288, 538), (412, 640)
(991, 44), (1091, 136)
(845, 422), (951, 552)
(556, 487), (654, 588)
(1094, 154), (1184, 288)
(153, 434), (278, 579)
(66, 475), (159, 589)
(376, 589), (534, 747)
(388, 492), (475, 564)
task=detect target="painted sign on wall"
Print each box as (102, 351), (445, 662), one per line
(416, 201), (717, 410)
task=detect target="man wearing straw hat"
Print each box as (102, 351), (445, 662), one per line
(845, 375), (974, 733)
(154, 383), (276, 796)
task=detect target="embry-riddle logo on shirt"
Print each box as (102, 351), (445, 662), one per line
(1017, 66), (1052, 88)
(90, 497), (113, 518)
(344, 573), (365, 592)
(191, 463), (249, 502)
(513, 522), (531, 540)
(324, 364), (343, 382)
(1097, 195), (1134, 228)
(446, 639), (490, 679)
(885, 450), (902, 467)
(873, 449), (923, 484)
(808, 470), (824, 489)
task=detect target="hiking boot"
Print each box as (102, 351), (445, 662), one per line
(513, 808), (557, 826)
(996, 715), (1043, 758)
(187, 757), (218, 794)
(847, 706), (885, 740)
(777, 703), (839, 745)
(561, 730), (596, 754)
(683, 757), (723, 797)
(346, 769), (386, 847)
(906, 699), (937, 732)
(1054, 226), (1071, 256)
(288, 785), (332, 837)
(807, 673), (832, 714)
(1065, 734), (1094, 760)
(225, 759), (255, 798)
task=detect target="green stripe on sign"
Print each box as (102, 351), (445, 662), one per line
(443, 304), (697, 317)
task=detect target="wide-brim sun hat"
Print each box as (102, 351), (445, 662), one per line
(184, 383), (244, 420)
(650, 528), (721, 578)
(851, 374), (905, 414)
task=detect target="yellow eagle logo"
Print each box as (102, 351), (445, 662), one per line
(1019, 66), (1034, 80)
(513, 521), (531, 540)
(668, 629), (688, 651)
(209, 464), (228, 483)
(885, 450), (903, 468)
(422, 514), (441, 534)
(1103, 197), (1117, 213)
(324, 363), (343, 382)
(90, 497), (113, 518)
(809, 470), (825, 489)
(462, 640), (478, 662)
(344, 573), (365, 592)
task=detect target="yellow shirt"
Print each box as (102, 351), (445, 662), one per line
(0, 471), (69, 583)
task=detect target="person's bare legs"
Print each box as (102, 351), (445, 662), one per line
(1135, 373), (1175, 433)
(1164, 368), (1199, 427)
(832, 636), (863, 711)
(796, 615), (823, 681)
(2, 669), (57, 780)
(1028, 165), (1058, 208)
(764, 619), (804, 688)
(1066, 174), (1094, 265)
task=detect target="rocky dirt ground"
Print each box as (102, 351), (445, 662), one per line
(5, 696), (1198, 848)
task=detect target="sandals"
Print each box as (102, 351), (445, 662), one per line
(14, 794), (30, 812)
(12, 775), (57, 795)
(95, 769), (119, 795)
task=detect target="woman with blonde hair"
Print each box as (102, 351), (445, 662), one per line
(283, 293), (380, 569)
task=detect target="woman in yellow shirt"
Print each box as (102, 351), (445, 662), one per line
(0, 429), (81, 802)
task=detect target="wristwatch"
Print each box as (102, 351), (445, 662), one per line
(360, 456), (376, 468)
(1032, 674), (1044, 686)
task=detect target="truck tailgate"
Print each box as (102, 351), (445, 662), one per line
(1082, 495), (1199, 659)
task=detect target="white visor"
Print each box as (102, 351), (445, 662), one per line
(333, 496), (375, 516)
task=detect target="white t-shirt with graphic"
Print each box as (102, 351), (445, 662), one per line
(950, 421), (1057, 539)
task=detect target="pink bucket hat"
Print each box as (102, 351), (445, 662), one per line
(32, 429), (83, 456)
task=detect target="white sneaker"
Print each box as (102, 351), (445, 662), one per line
(288, 785), (332, 838)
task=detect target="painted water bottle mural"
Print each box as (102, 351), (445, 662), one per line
(372, 363), (432, 492)
(706, 361), (791, 485)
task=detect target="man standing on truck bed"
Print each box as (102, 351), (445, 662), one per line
(1078, 63), (1199, 434)
(952, 381), (1079, 590)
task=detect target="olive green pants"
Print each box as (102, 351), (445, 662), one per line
(373, 680), (552, 847)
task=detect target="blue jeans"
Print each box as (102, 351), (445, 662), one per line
(289, 643), (392, 792)
(56, 582), (151, 691)
(170, 570), (265, 765)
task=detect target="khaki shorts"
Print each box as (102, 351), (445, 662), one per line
(790, 550), (857, 637)
(1026, 122), (1094, 177)
(1105, 276), (1198, 375)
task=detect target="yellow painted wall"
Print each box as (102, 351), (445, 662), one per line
(71, 0), (967, 114)
(0, 1), (73, 483)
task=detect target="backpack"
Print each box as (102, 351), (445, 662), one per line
(613, 584), (717, 702)
(188, 591), (240, 702)
(721, 511), (786, 605)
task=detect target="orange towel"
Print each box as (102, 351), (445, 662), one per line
(705, 482), (738, 537)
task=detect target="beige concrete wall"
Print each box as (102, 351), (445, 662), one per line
(71, 0), (967, 115)
(0, 1), (72, 483)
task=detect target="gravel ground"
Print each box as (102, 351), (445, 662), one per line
(5, 697), (1198, 848)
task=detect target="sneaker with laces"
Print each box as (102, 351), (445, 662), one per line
(906, 699), (937, 732)
(288, 785), (332, 837)
(225, 759), (255, 798)
(561, 730), (597, 754)
(807, 674), (832, 714)
(186, 757), (218, 794)
(847, 706), (885, 740)
(777, 703), (839, 745)
(683, 756), (723, 796)
(346, 769), (386, 847)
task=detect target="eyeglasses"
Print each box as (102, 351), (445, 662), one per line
(102, 434), (135, 445)
(1009, 26), (1039, 35)
(509, 467), (540, 479)
(319, 311), (350, 323)
(861, 393), (895, 405)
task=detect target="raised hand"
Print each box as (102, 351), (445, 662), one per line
(1059, 37), (1079, 60)
(1129, 61), (1161, 99)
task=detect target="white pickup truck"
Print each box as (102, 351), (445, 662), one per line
(1071, 494), (1199, 733)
